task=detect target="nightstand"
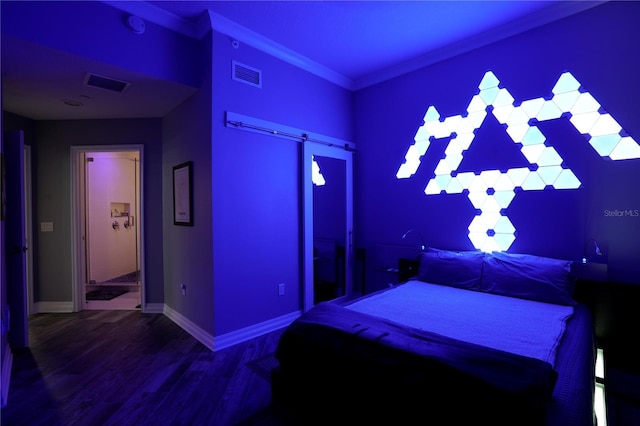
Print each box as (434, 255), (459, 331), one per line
(573, 262), (640, 426)
(573, 262), (611, 344)
(600, 281), (640, 426)
(398, 257), (419, 283)
(370, 244), (422, 292)
(571, 262), (613, 425)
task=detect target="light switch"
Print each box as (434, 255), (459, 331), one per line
(41, 222), (54, 232)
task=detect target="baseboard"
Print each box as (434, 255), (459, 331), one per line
(142, 303), (164, 314)
(163, 304), (301, 352)
(35, 301), (74, 313)
(1, 344), (13, 408)
(163, 305), (215, 351)
(32, 301), (299, 354)
(213, 310), (301, 351)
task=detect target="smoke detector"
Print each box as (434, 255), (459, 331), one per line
(127, 15), (145, 34)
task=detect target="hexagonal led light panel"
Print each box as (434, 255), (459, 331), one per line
(397, 71), (640, 252)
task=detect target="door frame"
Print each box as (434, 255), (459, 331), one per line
(302, 141), (354, 312)
(70, 145), (145, 312)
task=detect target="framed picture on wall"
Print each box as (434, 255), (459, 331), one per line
(173, 161), (193, 226)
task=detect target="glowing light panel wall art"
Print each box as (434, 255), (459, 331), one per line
(397, 71), (640, 252)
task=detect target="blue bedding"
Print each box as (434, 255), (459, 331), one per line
(272, 284), (596, 425)
(274, 302), (559, 425)
(347, 280), (573, 366)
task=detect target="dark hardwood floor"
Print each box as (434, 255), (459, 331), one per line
(1, 310), (291, 426)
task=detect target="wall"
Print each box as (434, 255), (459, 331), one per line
(33, 119), (164, 304)
(210, 30), (353, 335)
(354, 1), (640, 290)
(162, 32), (214, 335)
(1, 1), (201, 88)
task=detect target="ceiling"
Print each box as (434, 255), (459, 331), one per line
(1, 1), (604, 121)
(152, 0), (601, 85)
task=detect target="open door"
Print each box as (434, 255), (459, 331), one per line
(4, 130), (28, 348)
(71, 146), (144, 312)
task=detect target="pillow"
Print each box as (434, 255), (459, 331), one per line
(481, 251), (576, 306)
(417, 247), (485, 290)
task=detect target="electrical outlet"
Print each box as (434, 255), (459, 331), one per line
(278, 283), (285, 296)
(180, 284), (186, 296)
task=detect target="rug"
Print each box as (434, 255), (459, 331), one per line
(105, 270), (139, 283)
(246, 353), (279, 383)
(86, 289), (128, 301)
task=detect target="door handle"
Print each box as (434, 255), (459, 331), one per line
(10, 245), (27, 255)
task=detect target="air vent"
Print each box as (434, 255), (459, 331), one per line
(232, 61), (262, 88)
(84, 73), (130, 93)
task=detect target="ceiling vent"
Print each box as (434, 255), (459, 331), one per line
(232, 61), (262, 88)
(84, 73), (130, 93)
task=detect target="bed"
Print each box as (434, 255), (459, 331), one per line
(271, 248), (596, 425)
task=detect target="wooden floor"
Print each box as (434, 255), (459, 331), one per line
(1, 310), (291, 426)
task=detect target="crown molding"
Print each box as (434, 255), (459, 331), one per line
(102, 1), (353, 89)
(103, 1), (607, 92)
(207, 10), (354, 90)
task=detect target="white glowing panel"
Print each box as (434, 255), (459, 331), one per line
(397, 71), (640, 252)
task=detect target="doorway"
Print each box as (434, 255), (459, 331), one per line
(71, 146), (144, 311)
